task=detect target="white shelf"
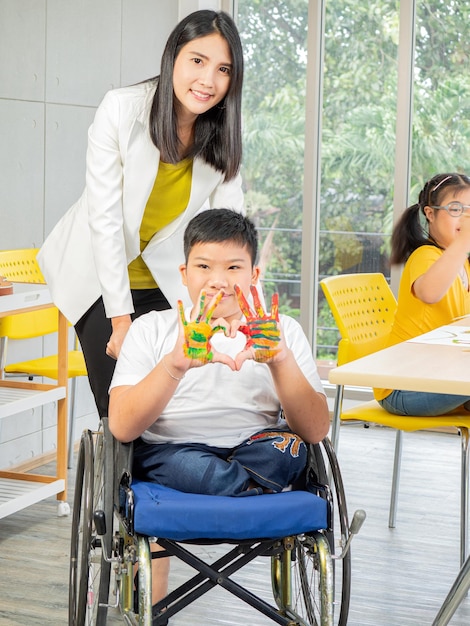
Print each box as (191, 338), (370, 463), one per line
(0, 286), (69, 518)
(0, 381), (68, 517)
(0, 384), (66, 419)
(0, 477), (65, 519)
(0, 285), (51, 315)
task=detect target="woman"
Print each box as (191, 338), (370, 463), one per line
(374, 172), (470, 416)
(38, 10), (245, 418)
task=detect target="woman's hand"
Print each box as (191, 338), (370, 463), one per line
(106, 314), (132, 359)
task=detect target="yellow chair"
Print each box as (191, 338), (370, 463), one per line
(321, 272), (470, 565)
(0, 249), (87, 468)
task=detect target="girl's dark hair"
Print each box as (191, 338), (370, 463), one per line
(148, 10), (243, 182)
(184, 209), (258, 265)
(391, 172), (470, 264)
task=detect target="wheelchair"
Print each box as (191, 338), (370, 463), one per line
(69, 418), (364, 626)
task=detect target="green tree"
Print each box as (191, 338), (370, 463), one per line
(237, 0), (470, 356)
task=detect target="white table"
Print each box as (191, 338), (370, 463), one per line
(329, 319), (470, 395)
(328, 319), (470, 626)
(0, 284), (69, 518)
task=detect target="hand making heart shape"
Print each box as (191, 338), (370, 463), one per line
(234, 284), (281, 364)
(176, 286), (282, 372)
(177, 291), (227, 364)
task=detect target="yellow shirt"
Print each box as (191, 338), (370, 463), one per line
(128, 158), (193, 289)
(374, 245), (470, 401)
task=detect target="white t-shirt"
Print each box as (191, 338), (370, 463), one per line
(110, 308), (325, 448)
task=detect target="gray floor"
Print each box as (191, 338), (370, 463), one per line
(1, 423), (470, 625)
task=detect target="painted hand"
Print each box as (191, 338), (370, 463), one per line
(235, 285), (281, 363)
(177, 291), (226, 363)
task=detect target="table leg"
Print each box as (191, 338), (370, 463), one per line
(433, 556), (470, 625)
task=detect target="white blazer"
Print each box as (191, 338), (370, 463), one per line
(38, 81), (244, 325)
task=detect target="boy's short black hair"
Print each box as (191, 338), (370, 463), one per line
(183, 209), (258, 265)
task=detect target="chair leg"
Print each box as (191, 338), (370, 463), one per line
(0, 336), (7, 379)
(331, 384), (344, 451)
(388, 429), (403, 528)
(67, 377), (77, 469)
(459, 427), (470, 566)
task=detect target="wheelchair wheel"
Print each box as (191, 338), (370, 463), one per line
(321, 437), (352, 626)
(272, 438), (351, 625)
(272, 532), (333, 626)
(69, 427), (112, 626)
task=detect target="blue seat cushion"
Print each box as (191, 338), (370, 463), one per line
(132, 480), (328, 541)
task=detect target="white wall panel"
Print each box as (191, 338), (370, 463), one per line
(46, 0), (121, 106)
(0, 427), (43, 466)
(44, 103), (95, 234)
(0, 408), (42, 447)
(178, 0), (221, 19)
(0, 99), (44, 249)
(3, 337), (44, 367)
(121, 0), (177, 86)
(0, 0), (46, 101)
(0, 2), (190, 465)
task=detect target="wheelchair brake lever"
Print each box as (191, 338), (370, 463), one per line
(94, 509), (106, 536)
(93, 509), (122, 565)
(333, 508), (366, 560)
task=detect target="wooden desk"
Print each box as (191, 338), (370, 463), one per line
(328, 319), (470, 626)
(0, 284), (69, 518)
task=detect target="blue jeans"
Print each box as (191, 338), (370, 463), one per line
(379, 390), (470, 417)
(132, 428), (307, 497)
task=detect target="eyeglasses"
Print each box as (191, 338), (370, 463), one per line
(429, 202), (470, 217)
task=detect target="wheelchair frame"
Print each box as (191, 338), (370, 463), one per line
(69, 418), (359, 626)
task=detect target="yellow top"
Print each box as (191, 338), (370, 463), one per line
(374, 245), (470, 401)
(128, 158), (193, 289)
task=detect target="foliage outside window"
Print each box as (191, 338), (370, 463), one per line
(237, 0), (470, 365)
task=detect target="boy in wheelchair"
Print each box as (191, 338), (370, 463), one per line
(108, 208), (330, 613)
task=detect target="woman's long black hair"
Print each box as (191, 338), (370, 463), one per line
(391, 172), (470, 264)
(148, 10), (243, 182)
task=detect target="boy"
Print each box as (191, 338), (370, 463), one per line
(108, 208), (329, 608)
(109, 208), (329, 492)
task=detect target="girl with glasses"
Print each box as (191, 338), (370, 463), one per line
(375, 172), (470, 416)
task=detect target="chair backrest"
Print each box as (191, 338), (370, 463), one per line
(0, 308), (59, 341)
(0, 248), (57, 340)
(320, 272), (397, 365)
(0, 248), (45, 283)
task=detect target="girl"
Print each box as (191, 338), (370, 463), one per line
(374, 172), (470, 416)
